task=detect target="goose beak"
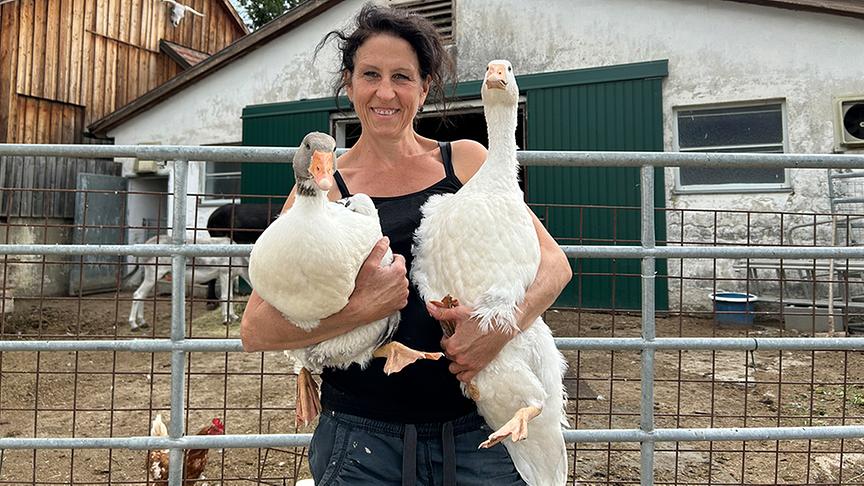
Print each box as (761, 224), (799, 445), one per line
(310, 150), (335, 191)
(485, 64), (508, 90)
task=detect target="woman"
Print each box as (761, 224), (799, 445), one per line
(240, 4), (572, 485)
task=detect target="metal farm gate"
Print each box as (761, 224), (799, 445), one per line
(2, 144), (864, 485)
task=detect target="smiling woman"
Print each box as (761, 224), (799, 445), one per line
(239, 4), (571, 486)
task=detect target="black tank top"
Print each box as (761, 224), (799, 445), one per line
(320, 142), (476, 423)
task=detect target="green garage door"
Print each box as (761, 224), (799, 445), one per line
(525, 62), (668, 310)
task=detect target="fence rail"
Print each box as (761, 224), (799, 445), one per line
(3, 144), (864, 485)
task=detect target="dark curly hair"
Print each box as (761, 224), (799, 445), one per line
(316, 3), (455, 113)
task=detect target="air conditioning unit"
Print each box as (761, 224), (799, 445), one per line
(835, 96), (864, 151)
(133, 142), (168, 175)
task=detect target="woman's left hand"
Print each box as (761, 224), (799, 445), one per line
(427, 302), (514, 384)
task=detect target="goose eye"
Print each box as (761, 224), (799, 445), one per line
(305, 143), (310, 149)
(507, 66), (512, 71)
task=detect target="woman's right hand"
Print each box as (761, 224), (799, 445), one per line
(339, 237), (410, 325)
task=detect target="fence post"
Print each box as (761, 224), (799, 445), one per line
(640, 165), (657, 486)
(169, 159), (189, 486)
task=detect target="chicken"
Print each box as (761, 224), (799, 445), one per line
(147, 414), (224, 485)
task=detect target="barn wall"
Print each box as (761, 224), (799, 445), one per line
(2, 0), (245, 144)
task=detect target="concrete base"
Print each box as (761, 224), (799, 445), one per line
(2, 218), (72, 297)
(783, 305), (845, 333)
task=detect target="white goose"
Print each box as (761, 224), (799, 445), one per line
(249, 132), (442, 426)
(411, 61), (568, 485)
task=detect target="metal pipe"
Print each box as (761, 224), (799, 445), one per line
(2, 144), (864, 168)
(168, 160), (188, 486)
(2, 337), (864, 352)
(0, 243), (252, 257)
(639, 165), (656, 486)
(4, 423), (864, 449)
(11, 243), (864, 259)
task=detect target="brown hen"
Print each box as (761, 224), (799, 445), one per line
(147, 414), (224, 485)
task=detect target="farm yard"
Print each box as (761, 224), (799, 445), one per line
(2, 0), (864, 484)
(2, 288), (864, 484)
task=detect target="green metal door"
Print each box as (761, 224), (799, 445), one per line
(525, 64), (668, 310)
(241, 100), (334, 202)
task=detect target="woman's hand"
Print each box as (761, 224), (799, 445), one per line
(427, 302), (513, 384)
(341, 237), (410, 325)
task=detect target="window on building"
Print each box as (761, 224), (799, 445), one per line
(675, 102), (788, 192)
(204, 161), (242, 200)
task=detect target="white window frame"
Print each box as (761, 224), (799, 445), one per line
(673, 99), (791, 194)
(200, 141), (243, 206)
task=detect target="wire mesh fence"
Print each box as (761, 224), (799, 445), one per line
(2, 146), (864, 484)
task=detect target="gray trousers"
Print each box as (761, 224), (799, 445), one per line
(309, 408), (527, 486)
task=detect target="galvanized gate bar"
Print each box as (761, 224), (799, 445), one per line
(4, 144), (864, 168)
(639, 166), (656, 486)
(12, 243), (864, 259)
(168, 160), (189, 486)
(2, 336), (864, 352)
(5, 423), (864, 449)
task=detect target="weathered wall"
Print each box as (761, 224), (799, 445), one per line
(3, 218), (72, 297)
(456, 0), (864, 309)
(108, 0), (864, 309)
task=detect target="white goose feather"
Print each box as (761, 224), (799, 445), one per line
(412, 61), (568, 486)
(248, 133), (398, 372)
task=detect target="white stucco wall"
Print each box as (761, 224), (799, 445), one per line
(456, 0), (864, 309)
(108, 0), (864, 309)
(109, 0), (368, 235)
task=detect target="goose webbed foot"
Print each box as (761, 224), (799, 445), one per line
(430, 295), (460, 337)
(373, 341), (443, 375)
(295, 367), (321, 428)
(479, 405), (542, 449)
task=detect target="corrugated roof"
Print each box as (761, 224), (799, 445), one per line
(88, 0), (342, 136)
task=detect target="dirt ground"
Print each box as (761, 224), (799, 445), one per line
(2, 291), (864, 485)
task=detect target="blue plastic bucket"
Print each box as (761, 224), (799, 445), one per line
(710, 292), (758, 326)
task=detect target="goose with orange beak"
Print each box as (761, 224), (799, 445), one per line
(412, 61), (568, 485)
(249, 132), (442, 427)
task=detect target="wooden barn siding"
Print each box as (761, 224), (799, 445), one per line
(2, 0), (244, 143)
(0, 157), (120, 218)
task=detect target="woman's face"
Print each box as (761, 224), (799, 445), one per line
(346, 33), (430, 140)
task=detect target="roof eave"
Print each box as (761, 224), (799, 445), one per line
(89, 0), (343, 136)
(724, 0), (864, 20)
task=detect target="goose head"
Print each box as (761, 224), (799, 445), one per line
(294, 132), (337, 196)
(481, 60), (518, 107)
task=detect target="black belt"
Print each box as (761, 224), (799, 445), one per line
(402, 421), (456, 486)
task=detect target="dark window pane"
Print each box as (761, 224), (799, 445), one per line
(207, 161), (242, 174)
(679, 146), (785, 186)
(205, 162), (242, 198)
(206, 174), (241, 197)
(678, 105), (783, 148)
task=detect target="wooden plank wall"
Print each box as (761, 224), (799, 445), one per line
(0, 157), (121, 218)
(1, 0), (245, 144)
